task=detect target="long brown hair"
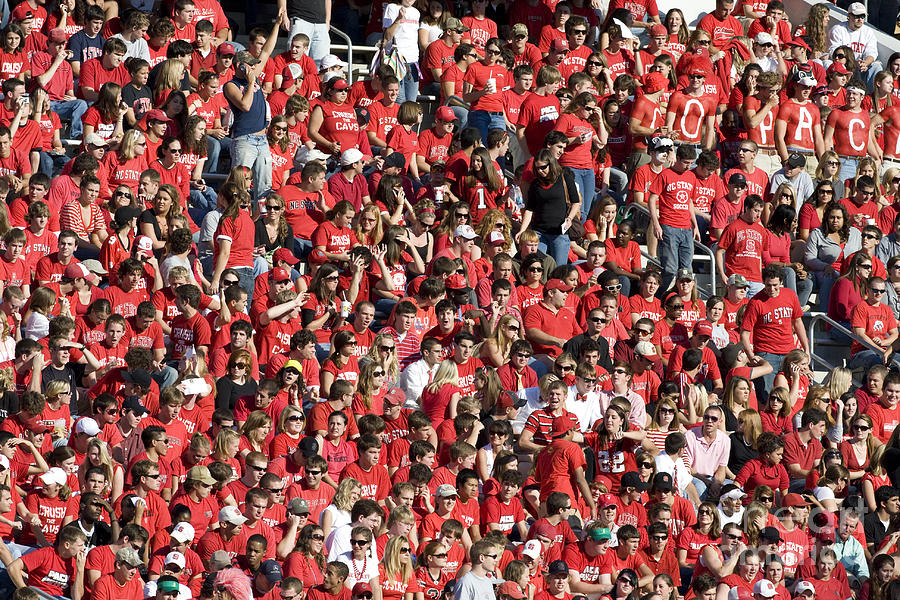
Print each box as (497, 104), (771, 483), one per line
(532, 149), (562, 184)
(264, 194), (290, 246)
(464, 147), (500, 192)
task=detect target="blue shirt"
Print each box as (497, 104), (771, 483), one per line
(226, 76), (267, 138)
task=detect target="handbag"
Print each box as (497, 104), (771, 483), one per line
(371, 39), (409, 81)
(561, 171), (586, 240)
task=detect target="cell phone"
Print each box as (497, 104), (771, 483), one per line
(18, 94), (29, 106)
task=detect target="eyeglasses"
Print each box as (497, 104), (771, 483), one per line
(638, 462), (653, 468)
(506, 324), (521, 332)
(483, 554), (498, 559)
(659, 407), (675, 414)
(399, 547), (411, 553)
(144, 473), (161, 479)
(274, 126), (288, 132)
(223, 279), (239, 285)
(652, 535), (668, 541)
(310, 534), (325, 540)
(590, 317), (604, 323)
(266, 205), (283, 211)
(698, 40), (712, 46)
(698, 508), (713, 515)
(168, 148), (182, 154)
(115, 191), (133, 199)
(266, 488), (284, 493)
(588, 60), (603, 66)
(690, 74), (706, 80)
(618, 578), (637, 586)
(703, 415), (719, 422)
(534, 163), (550, 171)
(157, 438), (170, 444)
(581, 377), (597, 384)
(485, 48), (501, 55)
(105, 408), (118, 415)
(819, 189), (835, 195)
(514, 34), (527, 40)
(669, 303), (684, 309)
(724, 533), (742, 540)
(853, 424), (871, 431)
(373, 371), (385, 377)
(605, 284), (622, 291)
(527, 266), (544, 272)
(635, 328), (652, 336)
(835, 54), (846, 59)
(515, 352), (532, 358)
(355, 595), (373, 600)
(557, 365), (574, 372)
(249, 464), (267, 471)
(572, 29), (587, 34)
(738, 148), (755, 153)
(780, 193), (794, 199)
(432, 552), (448, 558)
(455, 212), (469, 219)
(324, 275), (340, 281)
(350, 539), (369, 546)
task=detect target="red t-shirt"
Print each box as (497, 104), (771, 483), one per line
(667, 91), (717, 144)
(718, 218), (767, 282)
(554, 113), (595, 170)
(777, 99), (820, 151)
(649, 167), (698, 228)
(740, 288), (802, 354)
(21, 547), (77, 597)
(850, 301), (897, 355)
(827, 108), (870, 158)
(464, 61), (508, 113)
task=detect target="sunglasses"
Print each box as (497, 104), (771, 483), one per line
(455, 212), (469, 218)
(380, 345), (395, 352)
(168, 148), (182, 154)
(703, 415), (719, 422)
(864, 233), (880, 240)
(485, 48), (501, 55)
(638, 462), (653, 468)
(287, 415), (304, 421)
(588, 60), (603, 66)
(527, 266), (544, 272)
(115, 191), (133, 199)
(515, 352), (532, 358)
(557, 365), (574, 372)
(234, 363), (247, 370)
(306, 470), (322, 475)
(759, 496), (774, 502)
(266, 205), (283, 211)
(372, 371), (385, 377)
(635, 328), (652, 336)
(350, 539), (369, 546)
(223, 279), (239, 285)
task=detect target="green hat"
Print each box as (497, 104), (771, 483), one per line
(157, 579), (180, 593)
(586, 527), (612, 541)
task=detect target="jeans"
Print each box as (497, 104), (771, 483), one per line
(861, 61), (884, 91)
(289, 18), (331, 66)
(570, 167), (596, 222)
(746, 281), (764, 298)
(398, 63), (419, 104)
(374, 297), (398, 322)
(536, 231), (570, 266)
(814, 270), (838, 312)
(315, 342), (331, 362)
(235, 266), (255, 304)
(189, 187), (218, 224)
(254, 255), (269, 277)
(151, 365), (179, 390)
(607, 167), (628, 205)
(838, 156), (861, 184)
(232, 134), (271, 203)
(206, 135), (233, 174)
(467, 110), (507, 146)
(39, 151), (70, 177)
(757, 351), (785, 396)
(782, 266), (814, 308)
(293, 236), (313, 259)
(448, 104), (469, 130)
(848, 349), (888, 372)
(617, 275), (632, 298)
(659, 224), (694, 292)
(50, 99), (89, 139)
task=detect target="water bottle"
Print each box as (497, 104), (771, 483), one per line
(510, 184), (523, 210)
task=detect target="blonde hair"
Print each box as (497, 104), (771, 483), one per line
(84, 438), (115, 495)
(766, 386), (793, 418)
(380, 535), (414, 583)
(333, 477), (362, 511)
(242, 410), (273, 445)
(824, 367), (852, 401)
(212, 428), (242, 460)
(738, 409), (762, 450)
(425, 360), (461, 397)
(277, 405), (304, 434)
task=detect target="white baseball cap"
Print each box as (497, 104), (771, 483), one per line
(219, 506), (248, 526)
(340, 148), (364, 166)
(754, 32), (774, 45)
(454, 225), (478, 240)
(39, 467), (67, 487)
(521, 539), (541, 559)
(848, 2), (866, 15)
(754, 579), (777, 598)
(164, 551), (186, 569)
(170, 522), (195, 544)
(320, 54), (348, 70)
(795, 581), (816, 596)
(75, 417), (101, 436)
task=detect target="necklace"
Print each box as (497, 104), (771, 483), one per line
(352, 554), (367, 581)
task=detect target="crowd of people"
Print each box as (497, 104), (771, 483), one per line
(1, 0), (900, 600)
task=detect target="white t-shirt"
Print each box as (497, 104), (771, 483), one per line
(337, 551), (379, 589)
(383, 3), (421, 63)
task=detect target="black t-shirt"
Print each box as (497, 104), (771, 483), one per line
(0, 390), (19, 422)
(287, 0), (326, 23)
(121, 83), (153, 128)
(524, 167), (578, 235)
(728, 431), (756, 476)
(253, 219), (295, 252)
(215, 377), (258, 411)
(41, 364), (82, 396)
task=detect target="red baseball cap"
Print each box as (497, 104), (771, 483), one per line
(308, 248), (328, 265)
(273, 248), (299, 265)
(550, 415), (573, 438)
(545, 278), (574, 292)
(693, 320), (714, 337)
(643, 72), (669, 93)
(270, 267), (292, 283)
(550, 38), (569, 52)
(435, 106), (458, 122)
(827, 61), (850, 75)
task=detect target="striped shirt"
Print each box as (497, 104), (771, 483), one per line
(60, 201), (105, 241)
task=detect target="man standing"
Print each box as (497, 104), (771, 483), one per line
(523, 279), (582, 368)
(223, 33), (283, 206)
(648, 145), (701, 292)
(277, 0), (328, 65)
(715, 195), (767, 297)
(828, 2), (881, 89)
(825, 81), (879, 182)
(740, 264), (809, 392)
(684, 405), (730, 500)
(665, 64), (717, 151)
(743, 72), (782, 175)
(454, 540), (499, 600)
(775, 71), (824, 177)
(724, 140), (769, 200)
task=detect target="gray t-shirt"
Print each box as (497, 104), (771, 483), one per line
(454, 571), (496, 600)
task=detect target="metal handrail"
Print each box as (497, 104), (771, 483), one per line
(329, 26), (354, 83)
(805, 311), (883, 381)
(620, 202), (716, 297)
